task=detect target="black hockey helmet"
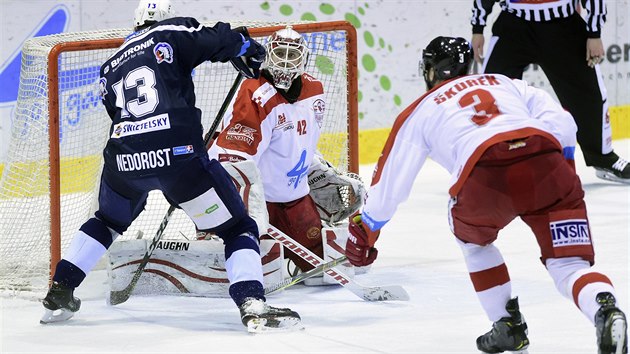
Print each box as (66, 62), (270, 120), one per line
(420, 36), (473, 89)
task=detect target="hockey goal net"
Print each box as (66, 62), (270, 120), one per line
(0, 20), (358, 298)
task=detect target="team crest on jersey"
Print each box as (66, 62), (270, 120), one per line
(313, 99), (325, 127)
(226, 123), (257, 145)
(154, 42), (173, 64)
(99, 77), (108, 98)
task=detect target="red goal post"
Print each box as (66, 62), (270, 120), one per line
(0, 20), (358, 297)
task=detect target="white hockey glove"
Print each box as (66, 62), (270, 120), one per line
(307, 155), (366, 225)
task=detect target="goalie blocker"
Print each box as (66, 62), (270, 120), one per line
(107, 158), (366, 295)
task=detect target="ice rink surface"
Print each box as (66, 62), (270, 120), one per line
(2, 140), (628, 354)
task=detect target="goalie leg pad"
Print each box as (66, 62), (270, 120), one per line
(268, 195), (323, 272)
(315, 226), (357, 285)
(107, 238), (284, 298)
(222, 160), (270, 237)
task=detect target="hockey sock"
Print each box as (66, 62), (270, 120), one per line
(458, 240), (512, 321)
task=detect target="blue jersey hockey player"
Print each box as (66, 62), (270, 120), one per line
(41, 0), (301, 332)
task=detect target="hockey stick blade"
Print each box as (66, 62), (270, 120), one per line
(264, 255), (348, 295)
(109, 73), (245, 306)
(266, 226), (409, 301)
(108, 205), (175, 306)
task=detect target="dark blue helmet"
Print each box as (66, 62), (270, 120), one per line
(420, 36), (473, 89)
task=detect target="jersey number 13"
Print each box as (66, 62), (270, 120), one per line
(112, 66), (160, 118)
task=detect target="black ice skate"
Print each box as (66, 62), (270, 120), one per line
(587, 151), (630, 184)
(477, 298), (530, 353)
(40, 281), (81, 324)
(238, 297), (302, 333)
(595, 292), (628, 354)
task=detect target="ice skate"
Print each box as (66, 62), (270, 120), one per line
(477, 298), (530, 353)
(238, 297), (302, 333)
(40, 282), (81, 324)
(588, 152), (630, 184)
(595, 292), (628, 354)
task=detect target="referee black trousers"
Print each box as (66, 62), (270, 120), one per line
(482, 11), (612, 165)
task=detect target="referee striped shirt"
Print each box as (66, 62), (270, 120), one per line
(471, 0), (607, 37)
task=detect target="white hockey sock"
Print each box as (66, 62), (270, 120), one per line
(546, 257), (615, 323)
(458, 239), (512, 321)
(63, 230), (108, 275)
(225, 248), (264, 285)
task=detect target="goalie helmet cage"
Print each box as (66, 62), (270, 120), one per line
(0, 20), (358, 298)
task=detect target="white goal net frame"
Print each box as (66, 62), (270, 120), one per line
(0, 20), (358, 298)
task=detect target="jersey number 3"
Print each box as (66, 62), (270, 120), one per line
(458, 88), (502, 126)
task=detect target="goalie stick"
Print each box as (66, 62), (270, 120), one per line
(264, 255), (348, 295)
(266, 226), (410, 301)
(108, 72), (244, 306)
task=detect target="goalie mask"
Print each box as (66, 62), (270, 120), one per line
(134, 0), (174, 30)
(263, 26), (309, 90)
(420, 36), (472, 90)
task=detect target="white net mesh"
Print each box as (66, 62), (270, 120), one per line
(0, 21), (356, 298)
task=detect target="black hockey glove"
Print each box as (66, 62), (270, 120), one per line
(230, 26), (266, 79)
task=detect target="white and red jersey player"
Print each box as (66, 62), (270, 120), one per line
(362, 73), (578, 232)
(348, 37), (626, 352)
(208, 72), (325, 203)
(360, 72), (621, 325)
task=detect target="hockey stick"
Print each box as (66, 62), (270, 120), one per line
(266, 226), (410, 301)
(109, 72), (244, 306)
(264, 255), (348, 295)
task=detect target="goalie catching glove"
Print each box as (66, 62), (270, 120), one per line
(307, 155), (366, 225)
(346, 214), (380, 267)
(230, 26), (266, 79)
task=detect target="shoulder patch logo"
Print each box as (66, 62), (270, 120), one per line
(99, 77), (108, 98)
(154, 42), (173, 64)
(313, 98), (325, 127)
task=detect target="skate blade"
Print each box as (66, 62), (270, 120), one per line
(246, 317), (304, 333)
(595, 170), (630, 185)
(40, 308), (75, 324)
(479, 349), (529, 354)
(609, 315), (627, 354)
